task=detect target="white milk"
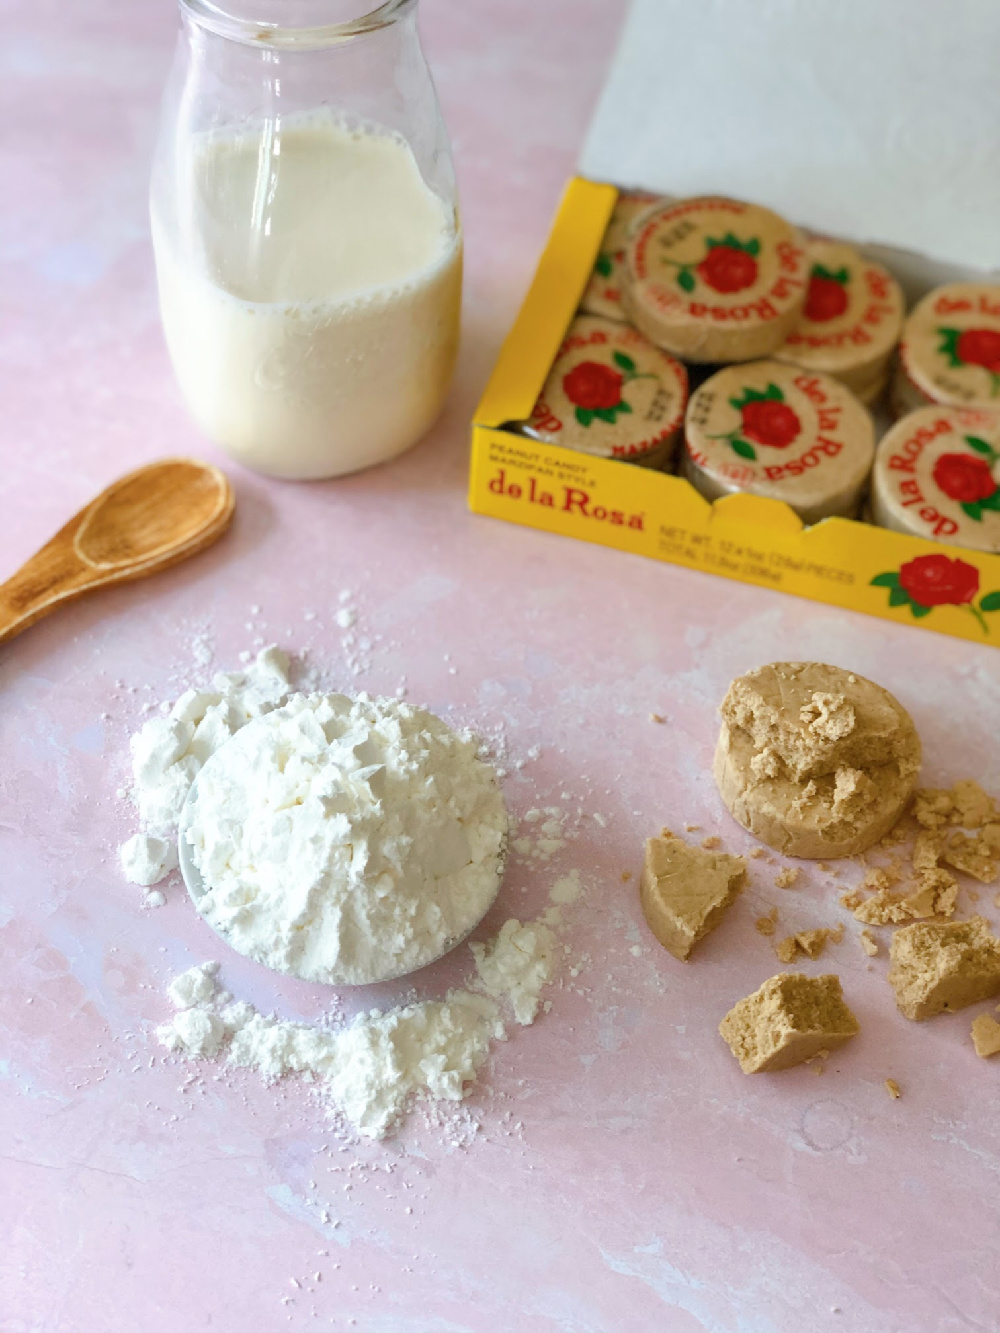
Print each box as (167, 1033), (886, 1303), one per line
(151, 117), (462, 480)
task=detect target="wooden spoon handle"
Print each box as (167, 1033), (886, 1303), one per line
(0, 459), (234, 646)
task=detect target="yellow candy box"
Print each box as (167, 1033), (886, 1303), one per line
(468, 177), (1000, 646)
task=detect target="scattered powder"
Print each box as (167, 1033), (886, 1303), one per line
(684, 823), (700, 832)
(119, 834), (177, 887)
(157, 964), (502, 1138)
(650, 713), (665, 724)
(885, 1078), (901, 1099)
(470, 920), (557, 1025)
(621, 870), (633, 883)
(167, 961), (219, 1009)
(335, 607), (357, 630)
(748, 847), (767, 860)
(774, 867), (800, 889)
(859, 929), (879, 957)
(548, 869), (582, 905)
(701, 836), (721, 850)
(510, 806), (573, 864)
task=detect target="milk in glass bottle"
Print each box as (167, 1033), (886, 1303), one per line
(151, 0), (461, 479)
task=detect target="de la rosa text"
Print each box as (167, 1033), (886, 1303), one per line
(488, 469), (645, 529)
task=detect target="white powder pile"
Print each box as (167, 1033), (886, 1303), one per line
(185, 692), (508, 985)
(119, 647), (292, 886)
(158, 963), (503, 1138)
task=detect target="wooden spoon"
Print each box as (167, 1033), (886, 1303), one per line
(0, 458), (234, 646)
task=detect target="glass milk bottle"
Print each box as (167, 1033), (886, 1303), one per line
(150, 0), (461, 480)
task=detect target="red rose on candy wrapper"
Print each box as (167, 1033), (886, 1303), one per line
(562, 362), (623, 412)
(670, 233), (761, 296)
(932, 452), (998, 505)
(872, 553), (1000, 634)
(956, 328), (1000, 375)
(740, 399), (801, 450)
(713, 383), (801, 461)
(898, 554), (980, 607)
(938, 326), (1000, 395)
(804, 265), (850, 323)
(697, 244), (758, 295)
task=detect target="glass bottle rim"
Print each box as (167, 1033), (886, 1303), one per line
(180, 0), (416, 48)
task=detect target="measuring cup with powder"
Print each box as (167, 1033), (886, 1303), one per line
(177, 693), (509, 985)
(150, 0), (461, 480)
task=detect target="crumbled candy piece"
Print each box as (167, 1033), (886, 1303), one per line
(755, 908), (779, 937)
(860, 929), (879, 957)
(971, 1013), (1000, 1058)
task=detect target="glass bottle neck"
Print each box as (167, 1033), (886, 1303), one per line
(180, 0), (416, 48)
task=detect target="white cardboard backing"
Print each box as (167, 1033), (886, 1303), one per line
(580, 0), (1000, 272)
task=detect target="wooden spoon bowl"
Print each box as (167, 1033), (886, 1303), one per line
(0, 458), (234, 645)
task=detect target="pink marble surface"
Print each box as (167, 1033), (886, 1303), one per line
(2, 3), (1000, 1330)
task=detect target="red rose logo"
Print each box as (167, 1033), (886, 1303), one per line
(804, 264), (850, 323)
(873, 553), (1000, 633)
(559, 350), (656, 429)
(668, 232), (761, 295)
(932, 452), (997, 504)
(956, 328), (1000, 374)
(740, 399), (801, 449)
(899, 554), (980, 606)
(697, 245), (758, 294)
(563, 362), (622, 412)
(938, 326), (1000, 395)
(710, 383), (800, 461)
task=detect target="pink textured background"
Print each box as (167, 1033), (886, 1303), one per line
(2, 2), (999, 1330)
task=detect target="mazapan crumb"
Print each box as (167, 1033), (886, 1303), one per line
(755, 908), (779, 937)
(971, 1013), (1000, 1058)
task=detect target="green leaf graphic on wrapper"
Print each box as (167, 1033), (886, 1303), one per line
(812, 264), (850, 285)
(575, 403), (633, 427)
(871, 563), (1000, 635)
(961, 492), (1000, 522)
(594, 251), (613, 279)
(938, 327), (964, 368)
(709, 232), (760, 257)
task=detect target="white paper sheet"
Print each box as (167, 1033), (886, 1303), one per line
(581, 0), (1000, 271)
